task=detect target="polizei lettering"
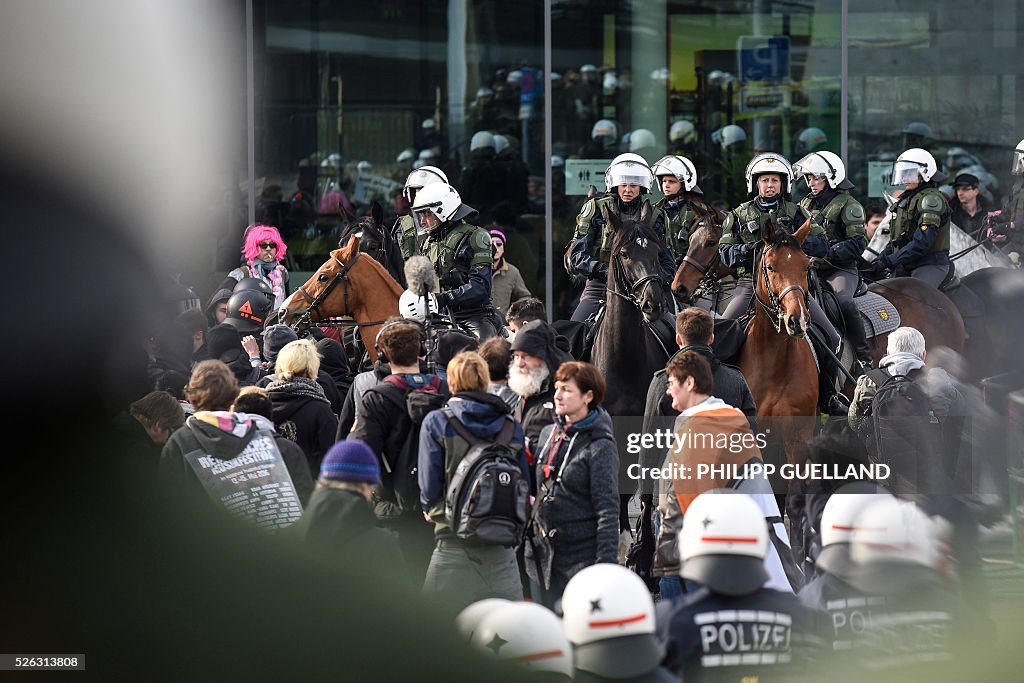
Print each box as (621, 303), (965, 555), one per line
(694, 611), (792, 667)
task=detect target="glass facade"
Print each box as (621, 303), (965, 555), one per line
(229, 0), (1024, 320)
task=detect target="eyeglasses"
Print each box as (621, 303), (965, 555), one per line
(258, 242), (278, 250)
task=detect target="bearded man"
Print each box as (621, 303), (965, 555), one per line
(508, 320), (573, 468)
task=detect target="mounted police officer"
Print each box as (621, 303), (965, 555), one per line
(794, 151), (873, 375)
(394, 165), (449, 260)
(865, 148), (951, 287)
(651, 154), (705, 261)
(718, 153), (837, 336)
(1000, 137), (1024, 265)
(566, 153), (678, 323)
(411, 182), (498, 340)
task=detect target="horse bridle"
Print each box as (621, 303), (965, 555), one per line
(753, 245), (810, 334)
(293, 251), (361, 331)
(608, 249), (663, 310)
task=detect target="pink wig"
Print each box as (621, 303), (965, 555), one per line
(241, 225), (288, 264)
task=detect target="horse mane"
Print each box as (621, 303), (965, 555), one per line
(611, 212), (663, 251)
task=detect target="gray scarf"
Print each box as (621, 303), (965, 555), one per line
(265, 376), (329, 404)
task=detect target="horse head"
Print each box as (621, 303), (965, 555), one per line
(280, 233), (379, 330)
(757, 217), (812, 338)
(609, 201), (664, 323)
(671, 199), (726, 303)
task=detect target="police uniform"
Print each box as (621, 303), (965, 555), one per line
(393, 213), (422, 261)
(717, 198), (840, 348)
(420, 214), (498, 340)
(658, 586), (821, 681)
(566, 193), (676, 323)
(654, 195), (695, 262)
(877, 184), (951, 287)
(1003, 176), (1024, 261)
(799, 571), (887, 656)
(799, 189), (873, 368)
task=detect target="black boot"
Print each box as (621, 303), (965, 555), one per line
(839, 296), (872, 377)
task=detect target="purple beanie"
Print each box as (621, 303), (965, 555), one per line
(319, 440), (380, 485)
(489, 229), (507, 245)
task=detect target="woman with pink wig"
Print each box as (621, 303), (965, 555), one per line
(225, 225), (290, 309)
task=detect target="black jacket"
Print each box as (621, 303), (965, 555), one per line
(266, 377), (339, 475)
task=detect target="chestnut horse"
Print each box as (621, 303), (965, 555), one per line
(279, 234), (402, 364)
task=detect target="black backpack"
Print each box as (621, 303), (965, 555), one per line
(368, 375), (448, 513)
(865, 368), (938, 492)
(442, 408), (529, 547)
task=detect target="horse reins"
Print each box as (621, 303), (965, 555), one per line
(753, 246), (810, 334)
(607, 249), (673, 359)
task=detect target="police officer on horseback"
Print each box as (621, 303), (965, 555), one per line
(794, 151), (873, 375)
(565, 153), (679, 322)
(411, 182), (499, 340)
(865, 148), (951, 287)
(395, 165), (450, 260)
(651, 154), (705, 261)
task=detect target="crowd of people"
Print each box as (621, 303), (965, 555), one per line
(116, 131), (1024, 681)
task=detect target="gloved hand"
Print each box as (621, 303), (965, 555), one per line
(592, 262), (609, 282)
(439, 269), (467, 289)
(434, 291), (454, 309)
(738, 242), (755, 259)
(863, 258), (889, 279)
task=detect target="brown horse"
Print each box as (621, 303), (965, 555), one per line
(279, 234), (402, 363)
(672, 220), (966, 370)
(744, 220), (819, 466)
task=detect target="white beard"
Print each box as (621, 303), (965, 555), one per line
(507, 362), (549, 398)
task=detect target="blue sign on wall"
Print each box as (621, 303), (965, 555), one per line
(737, 36), (790, 83)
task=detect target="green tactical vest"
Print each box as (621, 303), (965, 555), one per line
(395, 214), (420, 260)
(721, 199), (816, 277)
(798, 192), (867, 245)
(1007, 178), (1024, 225)
(657, 197), (697, 254)
(889, 187), (950, 254)
(421, 220), (492, 290)
(575, 194), (672, 263)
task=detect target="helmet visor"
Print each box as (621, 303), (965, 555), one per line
(892, 160), (925, 185)
(412, 203), (443, 233)
(1013, 149), (1024, 175)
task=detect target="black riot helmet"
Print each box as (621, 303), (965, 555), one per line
(224, 289), (272, 334)
(233, 276), (275, 307)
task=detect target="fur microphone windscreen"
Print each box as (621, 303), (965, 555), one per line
(405, 255), (439, 297)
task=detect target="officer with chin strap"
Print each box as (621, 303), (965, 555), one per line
(794, 151), (873, 376)
(394, 165), (450, 260)
(864, 148), (950, 287)
(565, 153), (678, 323)
(411, 182), (498, 341)
(651, 154), (706, 260)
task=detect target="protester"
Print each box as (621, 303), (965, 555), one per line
(479, 336), (519, 412)
(509, 319), (573, 460)
(489, 228), (531, 314)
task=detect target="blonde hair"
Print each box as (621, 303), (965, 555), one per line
(447, 351), (489, 393)
(275, 339), (321, 380)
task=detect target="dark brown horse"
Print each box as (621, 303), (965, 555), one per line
(337, 201), (407, 288)
(279, 234), (402, 363)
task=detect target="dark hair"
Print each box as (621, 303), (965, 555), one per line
(155, 370), (190, 401)
(865, 202), (886, 220)
(665, 351), (713, 395)
(175, 308), (208, 335)
(507, 297), (546, 326)
(675, 307), (713, 345)
(130, 390), (185, 434)
(185, 360), (240, 412)
(553, 361), (606, 408)
(231, 387), (274, 420)
(478, 336), (512, 382)
(377, 320), (423, 367)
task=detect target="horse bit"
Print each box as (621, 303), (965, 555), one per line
(753, 246), (809, 334)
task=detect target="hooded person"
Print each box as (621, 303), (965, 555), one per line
(509, 319), (574, 458)
(205, 287), (234, 327)
(290, 440), (405, 573)
(159, 360), (312, 527)
(431, 329), (479, 381)
(315, 336), (356, 401)
(205, 322), (262, 386)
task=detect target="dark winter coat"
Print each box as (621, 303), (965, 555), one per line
(511, 319), (573, 456)
(290, 487), (405, 573)
(257, 369), (344, 417)
(266, 376), (339, 474)
(159, 412), (314, 507)
(524, 408), (620, 592)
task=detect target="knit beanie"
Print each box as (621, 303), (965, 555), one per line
(319, 440), (380, 485)
(263, 324), (298, 363)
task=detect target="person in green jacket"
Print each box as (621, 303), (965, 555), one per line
(394, 165), (450, 260)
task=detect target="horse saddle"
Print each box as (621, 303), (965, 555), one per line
(852, 291), (901, 339)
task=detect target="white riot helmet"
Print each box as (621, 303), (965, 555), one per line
(604, 153), (653, 193)
(628, 128), (657, 153)
(396, 148), (416, 164)
(470, 130), (496, 153)
(398, 289), (439, 322)
(669, 119), (696, 145)
(455, 598), (510, 641)
(475, 86), (494, 101)
(678, 490), (769, 596)
(715, 124), (747, 149)
(816, 482), (892, 581)
(471, 602), (573, 679)
(794, 127), (828, 157)
(402, 165), (449, 204)
(745, 151), (795, 195)
(848, 498), (943, 594)
(561, 564), (663, 679)
(892, 147), (938, 184)
(411, 182), (462, 233)
(507, 70), (523, 87)
(493, 134), (509, 155)
(651, 154), (701, 194)
(794, 151), (849, 190)
(356, 160), (372, 173)
(1013, 138), (1024, 175)
(591, 119), (618, 144)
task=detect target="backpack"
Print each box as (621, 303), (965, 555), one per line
(368, 375), (448, 513)
(865, 367), (939, 492)
(442, 408), (529, 547)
